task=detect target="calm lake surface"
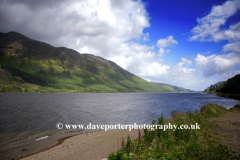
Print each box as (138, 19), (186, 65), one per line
(0, 93), (240, 148)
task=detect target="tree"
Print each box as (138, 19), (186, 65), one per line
(209, 85), (213, 92)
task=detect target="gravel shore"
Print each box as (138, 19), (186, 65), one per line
(20, 129), (143, 160)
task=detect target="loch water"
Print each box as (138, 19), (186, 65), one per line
(0, 93), (239, 148)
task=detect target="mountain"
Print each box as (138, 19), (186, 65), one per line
(216, 74), (240, 94)
(152, 82), (197, 93)
(205, 81), (225, 91)
(0, 31), (193, 93)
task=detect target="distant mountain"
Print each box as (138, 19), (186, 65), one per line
(216, 74), (240, 94)
(205, 81), (225, 91)
(0, 31), (191, 93)
(152, 82), (197, 93)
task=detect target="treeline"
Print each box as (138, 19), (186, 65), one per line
(203, 85), (218, 93)
(217, 74), (240, 94)
(204, 74), (240, 94)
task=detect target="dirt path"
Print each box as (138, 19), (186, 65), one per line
(208, 106), (240, 156)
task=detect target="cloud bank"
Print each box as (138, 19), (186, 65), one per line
(0, 0), (239, 91)
(190, 0), (240, 79)
(0, 0), (200, 90)
(195, 53), (240, 77)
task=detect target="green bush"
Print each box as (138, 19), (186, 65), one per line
(0, 85), (23, 93)
(108, 104), (239, 160)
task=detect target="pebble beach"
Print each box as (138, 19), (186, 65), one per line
(20, 129), (143, 160)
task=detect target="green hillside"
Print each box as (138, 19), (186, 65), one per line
(203, 74), (240, 94)
(0, 32), (185, 93)
(216, 74), (240, 94)
(0, 31), (192, 93)
(153, 82), (196, 93)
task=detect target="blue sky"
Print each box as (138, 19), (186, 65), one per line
(0, 0), (239, 91)
(142, 0), (235, 63)
(139, 0), (240, 81)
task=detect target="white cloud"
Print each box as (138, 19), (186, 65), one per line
(156, 35), (178, 48)
(189, 0), (240, 81)
(189, 0), (240, 42)
(3, 0), (181, 86)
(195, 54), (209, 67)
(0, 0), (150, 59)
(1, 0), (234, 91)
(109, 46), (202, 90)
(143, 32), (149, 41)
(223, 22), (240, 41)
(177, 58), (192, 67)
(141, 62), (201, 91)
(166, 49), (171, 53)
(138, 62), (170, 77)
(158, 48), (165, 57)
(195, 53), (240, 77)
(223, 41), (240, 53)
(156, 36), (175, 62)
(108, 42), (157, 74)
(221, 70), (240, 79)
(135, 57), (204, 91)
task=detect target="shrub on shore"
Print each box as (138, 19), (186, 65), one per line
(200, 103), (228, 118)
(234, 104), (240, 110)
(108, 103), (239, 160)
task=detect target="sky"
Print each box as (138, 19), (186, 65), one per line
(0, 0), (240, 91)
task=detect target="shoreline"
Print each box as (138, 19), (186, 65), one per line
(0, 129), (99, 160)
(0, 128), (141, 160)
(1, 103), (239, 160)
(18, 104), (240, 159)
(0, 91), (202, 94)
(215, 92), (240, 101)
(19, 129), (143, 160)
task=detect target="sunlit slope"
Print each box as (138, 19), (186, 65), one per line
(0, 32), (186, 93)
(153, 82), (196, 93)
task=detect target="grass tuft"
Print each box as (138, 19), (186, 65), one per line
(234, 104), (240, 110)
(200, 103), (228, 118)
